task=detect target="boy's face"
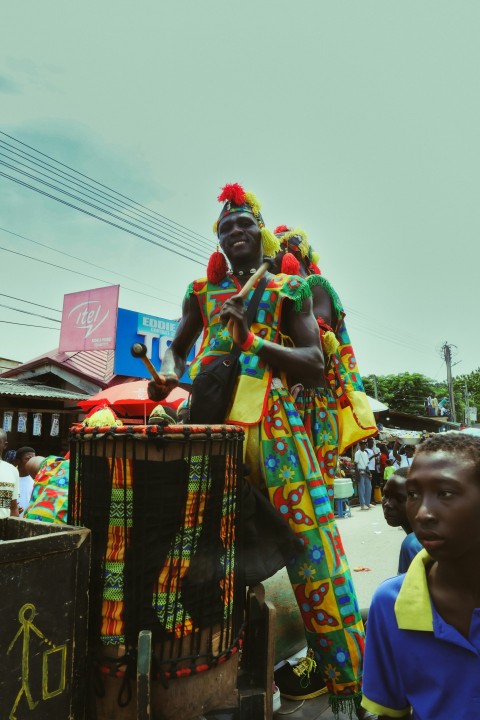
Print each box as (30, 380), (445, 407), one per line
(406, 451), (480, 560)
(382, 475), (408, 527)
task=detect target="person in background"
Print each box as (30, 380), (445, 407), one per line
(273, 224), (376, 510)
(425, 394), (433, 416)
(4, 449), (17, 464)
(24, 455), (70, 524)
(0, 429), (19, 518)
(378, 444), (389, 484)
(387, 441), (399, 468)
(392, 438), (415, 468)
(430, 393), (439, 417)
(438, 397), (449, 417)
(366, 438), (381, 502)
(15, 446), (35, 517)
(383, 457), (397, 484)
(381, 466), (422, 573)
(362, 432), (480, 718)
(355, 440), (372, 510)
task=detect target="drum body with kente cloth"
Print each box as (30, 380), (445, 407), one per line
(69, 424), (245, 720)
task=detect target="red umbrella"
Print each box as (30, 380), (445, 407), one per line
(78, 381), (189, 418)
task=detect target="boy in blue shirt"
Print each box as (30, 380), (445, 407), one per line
(381, 466), (422, 573)
(362, 432), (480, 719)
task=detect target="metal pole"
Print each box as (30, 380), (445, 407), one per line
(442, 342), (457, 422)
(465, 380), (470, 426)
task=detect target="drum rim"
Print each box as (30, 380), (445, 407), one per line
(69, 423), (245, 440)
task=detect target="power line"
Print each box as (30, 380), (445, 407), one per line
(0, 302), (60, 323)
(0, 225), (183, 299)
(0, 169), (207, 267)
(0, 162), (211, 264)
(347, 317), (433, 355)
(0, 244), (182, 309)
(344, 304), (431, 349)
(0, 144), (213, 258)
(0, 131), (213, 247)
(0, 320), (58, 330)
(0, 291), (61, 314)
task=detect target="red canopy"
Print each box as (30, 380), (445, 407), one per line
(78, 380), (189, 418)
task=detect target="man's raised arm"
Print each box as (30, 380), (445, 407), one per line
(148, 293), (203, 401)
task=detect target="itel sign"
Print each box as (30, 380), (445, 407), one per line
(59, 286), (119, 352)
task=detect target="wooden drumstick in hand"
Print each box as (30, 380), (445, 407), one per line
(236, 258), (273, 299)
(131, 343), (163, 384)
(227, 257), (273, 336)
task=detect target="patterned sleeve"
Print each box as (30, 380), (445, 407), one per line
(280, 275), (312, 312)
(307, 274), (343, 321)
(184, 281), (195, 300)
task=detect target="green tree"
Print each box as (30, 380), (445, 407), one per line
(363, 372), (448, 415)
(454, 368), (480, 424)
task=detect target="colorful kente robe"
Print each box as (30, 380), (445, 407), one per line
(99, 454), (235, 649)
(295, 275), (377, 506)
(24, 456), (69, 524)
(187, 274), (365, 716)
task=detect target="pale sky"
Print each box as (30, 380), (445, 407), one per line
(1, 1), (479, 383)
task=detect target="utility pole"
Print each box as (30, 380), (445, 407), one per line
(465, 380), (470, 426)
(372, 374), (379, 400)
(442, 341), (457, 422)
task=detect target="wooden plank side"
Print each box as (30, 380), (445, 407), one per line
(0, 520), (88, 565)
(0, 525), (90, 720)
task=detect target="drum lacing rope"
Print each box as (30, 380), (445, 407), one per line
(96, 650), (135, 707)
(153, 635), (244, 681)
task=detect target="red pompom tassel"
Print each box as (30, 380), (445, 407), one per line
(207, 250), (228, 284)
(217, 183), (246, 206)
(274, 224), (290, 234)
(281, 252), (301, 275)
(310, 262), (321, 275)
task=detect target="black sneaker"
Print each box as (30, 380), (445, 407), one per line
(274, 650), (328, 701)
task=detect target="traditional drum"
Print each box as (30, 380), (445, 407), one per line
(69, 424), (245, 720)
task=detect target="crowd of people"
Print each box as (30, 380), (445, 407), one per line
(353, 437), (419, 509)
(2, 182), (478, 720)
(0, 432), (70, 523)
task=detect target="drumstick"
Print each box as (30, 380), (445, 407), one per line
(227, 257), (273, 335)
(130, 343), (164, 384)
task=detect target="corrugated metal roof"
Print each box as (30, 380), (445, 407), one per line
(0, 378), (88, 401)
(1, 348), (115, 387)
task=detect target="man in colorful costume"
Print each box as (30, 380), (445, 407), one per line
(273, 226), (377, 508)
(148, 184), (366, 717)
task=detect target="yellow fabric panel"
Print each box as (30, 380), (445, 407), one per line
(227, 373), (271, 425)
(337, 390), (377, 454)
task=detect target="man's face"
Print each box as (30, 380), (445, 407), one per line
(405, 446), (415, 457)
(0, 433), (7, 457)
(406, 451), (480, 561)
(218, 212), (262, 263)
(360, 442), (367, 452)
(382, 475), (408, 528)
(18, 451), (35, 473)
